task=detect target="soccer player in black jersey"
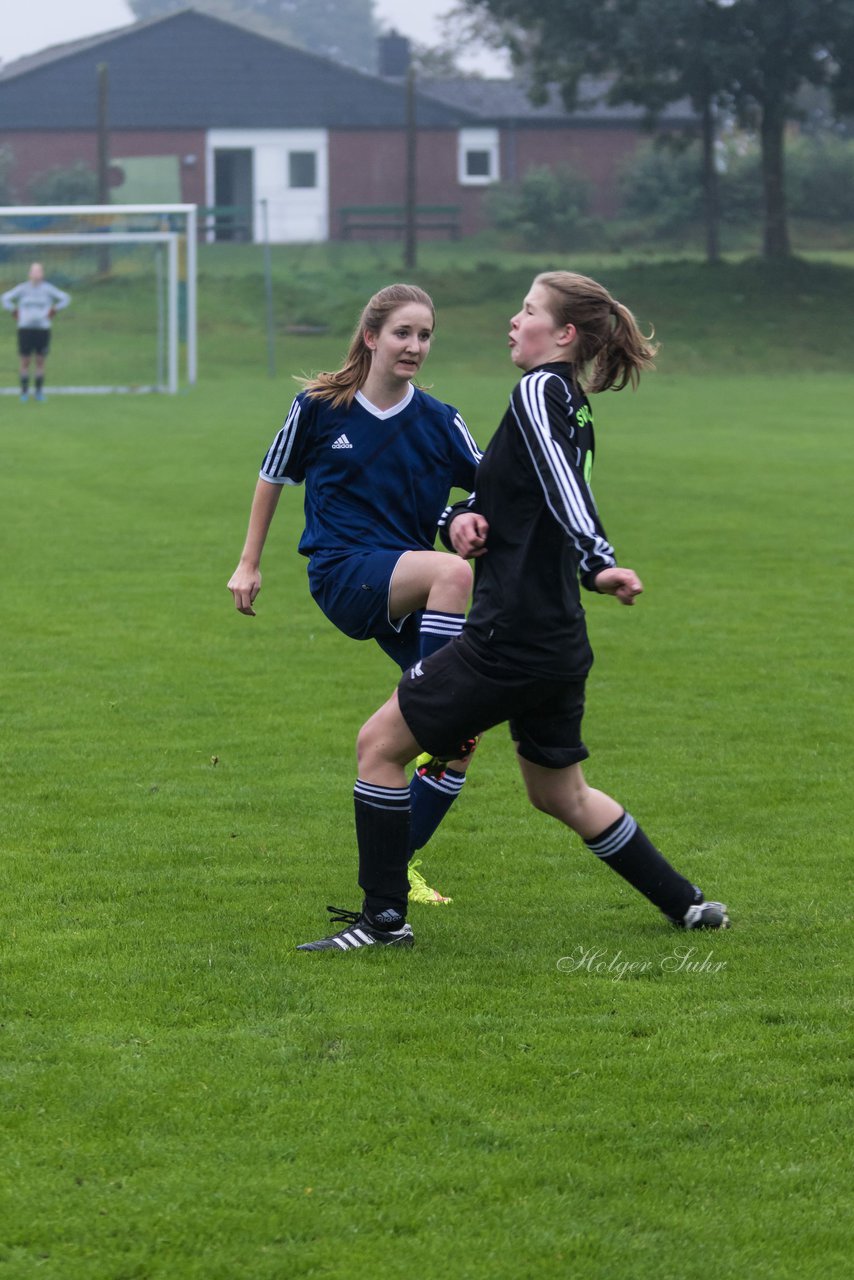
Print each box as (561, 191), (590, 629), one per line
(228, 285), (482, 906)
(298, 271), (729, 951)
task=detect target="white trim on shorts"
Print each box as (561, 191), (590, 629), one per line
(387, 550), (415, 635)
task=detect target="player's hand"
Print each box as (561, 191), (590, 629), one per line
(48, 308), (56, 318)
(594, 566), (643, 605)
(449, 512), (489, 559)
(13, 310), (19, 320)
(227, 565), (261, 615)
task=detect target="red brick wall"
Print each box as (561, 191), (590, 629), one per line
(327, 125), (652, 236)
(504, 126), (651, 216)
(0, 130), (207, 204)
(2, 123), (664, 233)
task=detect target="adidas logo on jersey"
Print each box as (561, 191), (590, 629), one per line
(331, 434), (353, 449)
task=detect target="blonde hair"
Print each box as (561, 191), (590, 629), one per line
(534, 271), (658, 392)
(297, 283), (436, 409)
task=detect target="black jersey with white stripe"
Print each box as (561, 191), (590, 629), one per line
(441, 362), (616, 679)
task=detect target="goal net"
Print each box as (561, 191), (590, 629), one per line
(0, 205), (197, 395)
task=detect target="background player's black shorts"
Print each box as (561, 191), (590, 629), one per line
(18, 328), (50, 357)
(397, 636), (589, 770)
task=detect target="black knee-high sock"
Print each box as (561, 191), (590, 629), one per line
(21, 375), (29, 394)
(585, 812), (700, 921)
(354, 780), (411, 920)
(35, 375), (44, 392)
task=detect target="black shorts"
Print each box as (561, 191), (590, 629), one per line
(397, 636), (590, 770)
(18, 328), (50, 357)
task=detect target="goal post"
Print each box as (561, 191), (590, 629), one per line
(0, 204), (197, 392)
(0, 231), (179, 394)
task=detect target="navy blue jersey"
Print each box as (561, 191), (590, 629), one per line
(440, 362), (616, 679)
(261, 385), (481, 558)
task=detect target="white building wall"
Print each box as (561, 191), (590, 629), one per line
(206, 128), (329, 242)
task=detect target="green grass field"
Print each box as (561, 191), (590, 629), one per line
(1, 247), (852, 1278)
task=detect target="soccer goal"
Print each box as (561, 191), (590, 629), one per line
(0, 204), (197, 396)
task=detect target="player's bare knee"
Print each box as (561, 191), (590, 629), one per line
(522, 774), (558, 816)
(527, 789), (565, 820)
(524, 772), (588, 824)
(356, 719), (381, 773)
(437, 555), (473, 608)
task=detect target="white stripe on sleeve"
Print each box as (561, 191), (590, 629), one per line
(260, 398), (302, 481)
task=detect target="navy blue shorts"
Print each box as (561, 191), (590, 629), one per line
(397, 636), (590, 770)
(308, 549), (422, 671)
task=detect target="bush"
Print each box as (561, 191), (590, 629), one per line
(28, 162), (99, 205)
(785, 136), (854, 221)
(716, 143), (763, 225)
(484, 165), (597, 249)
(617, 134), (854, 236)
(616, 140), (704, 234)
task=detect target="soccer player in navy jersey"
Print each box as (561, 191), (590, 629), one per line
(228, 284), (482, 905)
(297, 271), (729, 951)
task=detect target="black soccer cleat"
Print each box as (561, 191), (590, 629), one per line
(296, 905), (414, 952)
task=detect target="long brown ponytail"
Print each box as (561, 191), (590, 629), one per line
(535, 271), (658, 392)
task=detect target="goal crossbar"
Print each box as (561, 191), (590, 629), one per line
(0, 204), (197, 385)
(0, 231), (179, 395)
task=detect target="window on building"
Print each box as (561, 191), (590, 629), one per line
(466, 151), (492, 178)
(289, 151), (317, 189)
(458, 129), (499, 185)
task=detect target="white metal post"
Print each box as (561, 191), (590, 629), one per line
(167, 232), (179, 395)
(0, 205), (198, 387)
(186, 205), (198, 385)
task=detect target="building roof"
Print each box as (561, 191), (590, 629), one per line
(420, 76), (696, 127)
(0, 9), (474, 130)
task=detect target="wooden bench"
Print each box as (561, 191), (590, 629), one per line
(199, 205), (253, 241)
(339, 204), (461, 240)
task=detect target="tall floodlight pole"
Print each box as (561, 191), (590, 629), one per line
(261, 199), (276, 378)
(404, 65), (417, 270)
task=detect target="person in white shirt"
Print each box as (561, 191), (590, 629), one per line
(2, 262), (71, 402)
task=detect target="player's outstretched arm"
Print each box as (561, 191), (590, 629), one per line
(593, 566), (643, 606)
(227, 478), (283, 615)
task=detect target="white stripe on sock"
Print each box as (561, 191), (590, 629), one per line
(415, 771), (466, 796)
(586, 813), (638, 858)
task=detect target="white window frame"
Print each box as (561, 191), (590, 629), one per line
(458, 128), (500, 185)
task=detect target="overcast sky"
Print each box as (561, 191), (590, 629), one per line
(0, 0), (510, 74)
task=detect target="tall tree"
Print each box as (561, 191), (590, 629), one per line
(606, 1), (734, 264)
(127, 0), (380, 74)
(718, 0), (854, 257)
(459, 0), (854, 258)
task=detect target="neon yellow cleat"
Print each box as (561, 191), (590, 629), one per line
(415, 751), (447, 780)
(408, 858), (453, 905)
